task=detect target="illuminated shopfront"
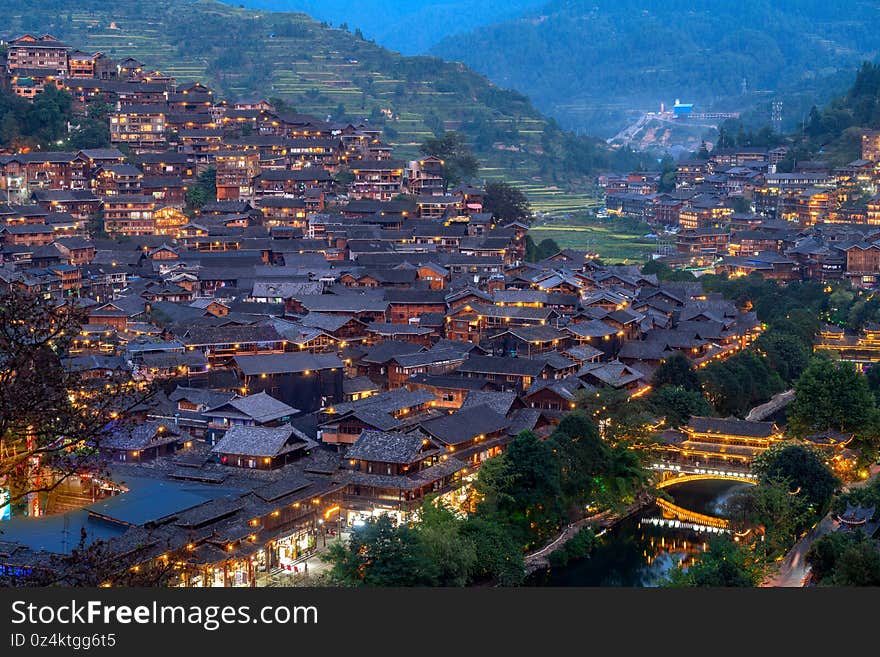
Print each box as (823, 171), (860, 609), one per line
(275, 529), (316, 567)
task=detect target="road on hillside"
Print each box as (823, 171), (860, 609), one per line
(762, 463), (880, 587)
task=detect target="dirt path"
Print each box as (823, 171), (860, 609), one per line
(524, 493), (653, 573)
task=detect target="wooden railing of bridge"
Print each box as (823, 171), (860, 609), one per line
(655, 472), (757, 489)
(655, 498), (730, 530)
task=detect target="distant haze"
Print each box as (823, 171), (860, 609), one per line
(231, 0), (545, 54)
(431, 0), (880, 135)
(227, 0), (880, 138)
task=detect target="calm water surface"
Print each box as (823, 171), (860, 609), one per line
(529, 480), (752, 586)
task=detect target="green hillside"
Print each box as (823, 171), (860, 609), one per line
(431, 0), (880, 137)
(0, 0), (641, 211)
(232, 1), (545, 55)
(782, 62), (880, 166)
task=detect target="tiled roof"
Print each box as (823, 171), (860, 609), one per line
(210, 424), (310, 458)
(685, 417), (778, 438)
(347, 430), (433, 464)
(234, 352), (343, 376)
(418, 405), (509, 446)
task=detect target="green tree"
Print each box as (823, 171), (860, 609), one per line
(416, 502), (476, 586)
(324, 515), (433, 586)
(27, 86), (73, 145)
(0, 86), (76, 149)
(475, 430), (565, 548)
(651, 353), (701, 392)
(524, 235), (560, 261)
(830, 536), (880, 586)
(549, 412), (609, 514)
(788, 357), (875, 436)
(186, 166), (217, 210)
(641, 260), (696, 282)
(420, 131), (479, 190)
(754, 331), (811, 383)
(68, 117), (111, 150)
(483, 180), (531, 224)
(0, 111), (21, 146)
(460, 516), (525, 586)
(665, 537), (762, 587)
(805, 531), (854, 583)
(86, 213), (108, 240)
(833, 476), (880, 515)
(548, 528), (596, 567)
(752, 442), (839, 515)
(728, 478), (810, 559)
(807, 531), (880, 586)
(334, 167), (355, 188)
(597, 446), (651, 509)
(657, 156), (676, 193)
(648, 385), (712, 428)
(730, 197), (752, 214)
(700, 350), (784, 417)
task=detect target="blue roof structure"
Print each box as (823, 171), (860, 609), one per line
(2, 475), (243, 554)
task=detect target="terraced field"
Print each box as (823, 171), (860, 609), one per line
(528, 215), (658, 263)
(2, 0), (615, 214)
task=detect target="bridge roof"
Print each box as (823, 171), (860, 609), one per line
(685, 416), (778, 438)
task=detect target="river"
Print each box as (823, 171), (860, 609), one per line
(528, 480), (753, 586)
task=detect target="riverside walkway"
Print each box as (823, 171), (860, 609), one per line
(523, 492), (653, 574)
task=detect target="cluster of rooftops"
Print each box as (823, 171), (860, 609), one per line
(0, 36), (874, 582)
(602, 143), (880, 285)
(0, 249), (775, 572)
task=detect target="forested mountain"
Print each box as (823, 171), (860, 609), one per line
(787, 62), (880, 165)
(0, 0), (641, 185)
(430, 0), (880, 136)
(232, 1), (544, 55)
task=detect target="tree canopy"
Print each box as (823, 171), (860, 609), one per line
(483, 180), (531, 224)
(807, 531), (880, 586)
(0, 289), (151, 510)
(325, 514), (436, 586)
(788, 357), (875, 436)
(752, 442), (839, 515)
(652, 353), (701, 392)
(323, 502), (524, 586)
(699, 350), (784, 417)
(524, 235), (560, 261)
(186, 167), (217, 211)
(665, 537), (762, 587)
(419, 131), (480, 190)
(0, 86), (110, 151)
(648, 385), (711, 428)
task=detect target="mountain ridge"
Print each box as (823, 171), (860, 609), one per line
(430, 0), (880, 136)
(0, 0), (640, 200)
(230, 0), (545, 55)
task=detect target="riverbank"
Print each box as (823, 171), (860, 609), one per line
(524, 492), (654, 574)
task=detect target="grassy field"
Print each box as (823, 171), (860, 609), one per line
(529, 214), (659, 263)
(481, 166), (604, 216)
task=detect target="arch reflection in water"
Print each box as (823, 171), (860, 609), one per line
(529, 480), (753, 587)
